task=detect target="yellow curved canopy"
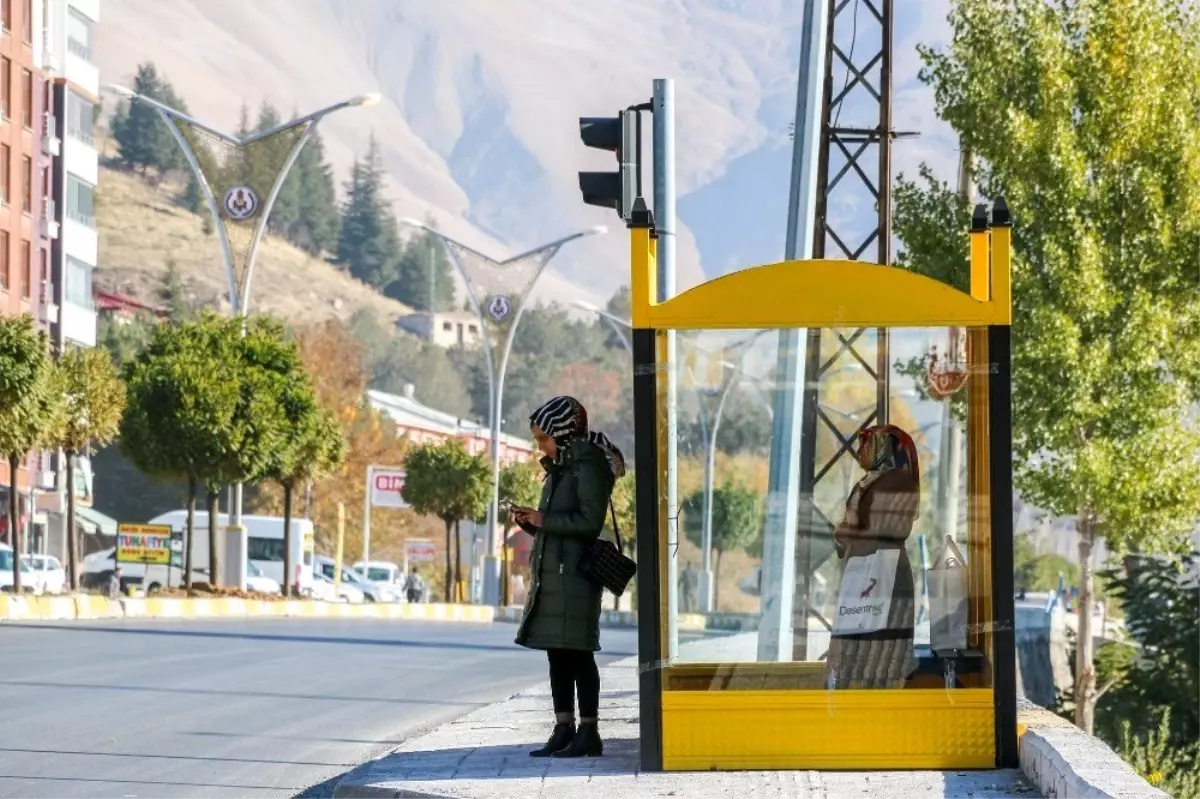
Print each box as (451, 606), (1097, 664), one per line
(645, 259), (1010, 330)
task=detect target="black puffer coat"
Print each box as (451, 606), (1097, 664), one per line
(514, 438), (613, 652)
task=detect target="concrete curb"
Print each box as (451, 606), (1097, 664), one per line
(494, 605), (708, 632)
(1017, 701), (1167, 798)
(0, 594), (496, 625)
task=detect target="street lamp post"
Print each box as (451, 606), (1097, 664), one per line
(401, 220), (606, 607)
(106, 84), (379, 590)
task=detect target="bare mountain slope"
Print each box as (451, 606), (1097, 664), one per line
(98, 0), (957, 300)
(96, 164), (417, 324)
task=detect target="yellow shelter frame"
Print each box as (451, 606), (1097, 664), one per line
(628, 202), (1017, 772)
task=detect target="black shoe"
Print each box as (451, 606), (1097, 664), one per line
(552, 722), (603, 758)
(529, 722), (575, 757)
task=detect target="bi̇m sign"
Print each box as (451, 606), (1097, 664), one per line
(368, 467), (410, 509)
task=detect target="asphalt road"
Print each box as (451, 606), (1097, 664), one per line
(0, 617), (639, 798)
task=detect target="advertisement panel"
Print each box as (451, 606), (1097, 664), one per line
(116, 523), (173, 565)
(368, 467), (409, 509)
(404, 538), (437, 563)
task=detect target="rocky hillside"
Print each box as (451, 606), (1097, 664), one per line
(96, 162), (417, 324)
(96, 0), (958, 298)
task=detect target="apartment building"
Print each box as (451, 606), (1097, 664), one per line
(28, 0), (107, 557)
(0, 0), (51, 544)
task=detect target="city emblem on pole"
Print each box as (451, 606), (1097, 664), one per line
(486, 294), (513, 324)
(223, 186), (260, 221)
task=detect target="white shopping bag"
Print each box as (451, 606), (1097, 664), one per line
(928, 536), (969, 652)
(833, 549), (901, 635)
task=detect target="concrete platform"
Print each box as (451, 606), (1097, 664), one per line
(334, 657), (1038, 798)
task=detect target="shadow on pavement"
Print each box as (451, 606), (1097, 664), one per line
(0, 773), (285, 792)
(186, 730), (401, 747)
(0, 746), (346, 768)
(7, 622), (639, 659)
(0, 677), (493, 707)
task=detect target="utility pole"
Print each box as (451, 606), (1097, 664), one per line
(757, 0), (828, 663)
(792, 0), (913, 661)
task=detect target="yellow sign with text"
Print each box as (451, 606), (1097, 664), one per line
(116, 523), (174, 565)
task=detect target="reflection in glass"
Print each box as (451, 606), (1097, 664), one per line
(662, 327), (985, 693)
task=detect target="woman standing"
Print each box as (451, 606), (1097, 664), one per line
(826, 424), (921, 690)
(511, 396), (623, 759)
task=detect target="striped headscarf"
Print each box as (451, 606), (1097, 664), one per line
(529, 396), (626, 479)
(843, 424), (920, 528)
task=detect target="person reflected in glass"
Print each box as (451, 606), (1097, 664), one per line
(510, 396), (623, 758)
(826, 424), (920, 690)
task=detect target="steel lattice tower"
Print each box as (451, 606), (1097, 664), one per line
(793, 0), (909, 660)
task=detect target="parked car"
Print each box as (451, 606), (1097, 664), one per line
(314, 555), (398, 603)
(311, 571), (364, 604)
(0, 545), (32, 592)
(245, 561), (282, 595)
(23, 554), (66, 595)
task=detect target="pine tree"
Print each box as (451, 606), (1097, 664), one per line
(250, 102), (301, 238)
(290, 130), (340, 256)
(387, 223), (455, 310)
(112, 63), (190, 177)
(336, 136), (402, 289)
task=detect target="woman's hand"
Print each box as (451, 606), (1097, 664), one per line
(513, 508), (544, 528)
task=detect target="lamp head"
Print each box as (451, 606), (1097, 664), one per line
(585, 225), (608, 236)
(398, 217), (426, 230)
(105, 84), (135, 99)
(572, 299), (599, 312)
(352, 93), (383, 107)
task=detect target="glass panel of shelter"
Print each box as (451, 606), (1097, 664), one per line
(658, 325), (992, 692)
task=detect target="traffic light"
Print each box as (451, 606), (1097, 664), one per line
(578, 109), (640, 221)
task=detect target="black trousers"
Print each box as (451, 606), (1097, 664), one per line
(547, 648), (600, 719)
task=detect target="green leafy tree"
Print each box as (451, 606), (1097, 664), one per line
(337, 135), (402, 289)
(387, 223), (455, 310)
(0, 316), (60, 592)
(1014, 532), (1079, 594)
(401, 440), (490, 602)
(265, 350), (346, 597)
(683, 480), (761, 609)
(498, 459), (541, 605)
(121, 316), (242, 591)
(1091, 554), (1199, 794)
(54, 348), (126, 591)
(893, 0), (1200, 733)
(112, 62), (189, 176)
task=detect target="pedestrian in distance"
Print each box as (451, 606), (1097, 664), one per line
(404, 566), (425, 604)
(107, 566), (123, 600)
(511, 396), (624, 759)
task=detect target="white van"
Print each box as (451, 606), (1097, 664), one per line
(146, 511), (316, 595)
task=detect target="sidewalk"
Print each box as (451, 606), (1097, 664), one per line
(334, 655), (1036, 798)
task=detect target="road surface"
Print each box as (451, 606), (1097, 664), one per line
(0, 617), (639, 798)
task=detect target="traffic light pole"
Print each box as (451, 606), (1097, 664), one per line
(652, 79), (680, 661)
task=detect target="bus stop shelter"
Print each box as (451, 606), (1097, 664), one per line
(629, 202), (1017, 772)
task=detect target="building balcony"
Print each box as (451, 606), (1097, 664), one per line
(60, 299), (97, 348)
(64, 50), (98, 98)
(63, 135), (98, 185)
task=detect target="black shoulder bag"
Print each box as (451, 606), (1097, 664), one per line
(579, 499), (637, 597)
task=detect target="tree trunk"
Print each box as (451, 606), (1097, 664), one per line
(9, 455), (20, 593)
(282, 482), (294, 598)
(207, 490), (220, 589)
(1074, 515), (1097, 735)
(713, 549), (723, 612)
(443, 518), (453, 603)
(65, 451), (79, 591)
(184, 477), (196, 592)
(454, 520), (463, 603)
